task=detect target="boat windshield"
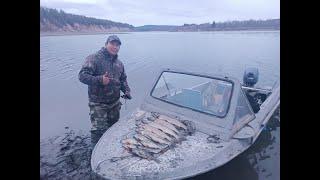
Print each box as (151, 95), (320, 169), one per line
(233, 89), (255, 124)
(151, 71), (233, 117)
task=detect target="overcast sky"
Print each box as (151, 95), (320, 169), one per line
(40, 0), (280, 26)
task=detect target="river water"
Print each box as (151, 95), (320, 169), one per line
(40, 31), (279, 180)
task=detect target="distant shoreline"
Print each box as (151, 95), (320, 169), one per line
(40, 31), (132, 37)
(40, 29), (279, 37)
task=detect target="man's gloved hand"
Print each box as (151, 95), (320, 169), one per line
(122, 92), (132, 100)
(102, 72), (110, 85)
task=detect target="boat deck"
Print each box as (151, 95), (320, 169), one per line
(91, 112), (250, 179)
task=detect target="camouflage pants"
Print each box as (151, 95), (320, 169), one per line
(89, 100), (122, 147)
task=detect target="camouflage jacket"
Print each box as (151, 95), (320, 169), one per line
(78, 47), (131, 104)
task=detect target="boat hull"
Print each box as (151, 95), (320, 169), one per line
(91, 111), (261, 180)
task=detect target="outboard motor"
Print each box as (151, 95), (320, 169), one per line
(243, 67), (259, 87)
(243, 67), (261, 113)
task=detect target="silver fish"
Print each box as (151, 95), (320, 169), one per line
(121, 138), (140, 146)
(154, 118), (180, 134)
(134, 110), (146, 120)
(138, 129), (171, 145)
(122, 137), (164, 156)
(122, 143), (137, 150)
(131, 148), (155, 161)
(122, 140), (163, 154)
(155, 118), (179, 129)
(133, 134), (163, 149)
(121, 138), (142, 151)
(141, 124), (174, 142)
(141, 117), (154, 124)
(136, 144), (163, 154)
(147, 116), (156, 122)
(158, 115), (187, 130)
(148, 121), (180, 139)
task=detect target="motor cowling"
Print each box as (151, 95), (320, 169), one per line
(243, 67), (259, 87)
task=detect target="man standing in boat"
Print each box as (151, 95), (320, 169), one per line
(79, 35), (132, 148)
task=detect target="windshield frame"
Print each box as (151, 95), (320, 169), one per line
(150, 70), (234, 118)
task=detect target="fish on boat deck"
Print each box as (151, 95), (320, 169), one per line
(138, 129), (171, 145)
(140, 124), (174, 142)
(121, 138), (141, 146)
(147, 121), (180, 139)
(130, 148), (158, 162)
(120, 112), (196, 161)
(158, 115), (188, 130)
(133, 134), (165, 149)
(154, 118), (180, 134)
(122, 137), (167, 154)
(136, 144), (164, 154)
(134, 110), (146, 120)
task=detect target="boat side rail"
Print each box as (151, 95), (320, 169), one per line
(241, 86), (272, 94)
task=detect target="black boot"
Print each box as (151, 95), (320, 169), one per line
(90, 130), (104, 149)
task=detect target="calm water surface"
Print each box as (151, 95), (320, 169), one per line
(40, 31), (279, 180)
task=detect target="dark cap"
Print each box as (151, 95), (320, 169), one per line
(106, 35), (121, 45)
